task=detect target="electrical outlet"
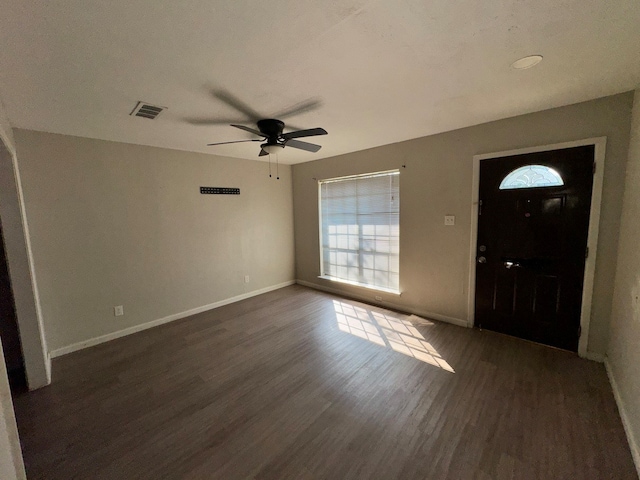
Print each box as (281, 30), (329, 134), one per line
(375, 295), (382, 301)
(114, 305), (124, 317)
(444, 215), (455, 226)
(244, 275), (250, 283)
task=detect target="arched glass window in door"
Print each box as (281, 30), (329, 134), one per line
(499, 164), (564, 190)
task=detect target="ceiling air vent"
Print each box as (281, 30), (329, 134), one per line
(130, 101), (165, 120)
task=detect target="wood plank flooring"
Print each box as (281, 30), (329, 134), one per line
(12, 285), (637, 479)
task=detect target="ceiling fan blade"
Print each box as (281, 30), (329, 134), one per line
(285, 139), (322, 153)
(272, 99), (321, 119)
(186, 118), (246, 126)
(259, 149), (269, 157)
(213, 90), (262, 121)
(207, 139), (261, 146)
(281, 127), (328, 140)
(231, 124), (267, 138)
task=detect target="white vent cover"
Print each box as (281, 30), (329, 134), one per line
(130, 101), (165, 119)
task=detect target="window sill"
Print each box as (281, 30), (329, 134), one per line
(318, 276), (401, 296)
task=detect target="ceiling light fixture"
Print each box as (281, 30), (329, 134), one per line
(511, 55), (543, 70)
(261, 143), (285, 155)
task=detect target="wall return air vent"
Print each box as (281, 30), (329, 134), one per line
(130, 101), (165, 120)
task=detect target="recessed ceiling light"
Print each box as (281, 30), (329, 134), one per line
(511, 55), (543, 70)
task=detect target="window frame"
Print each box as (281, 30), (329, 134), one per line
(317, 169), (401, 295)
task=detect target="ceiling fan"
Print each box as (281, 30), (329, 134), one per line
(207, 119), (328, 157)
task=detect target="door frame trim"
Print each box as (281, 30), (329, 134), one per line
(467, 137), (607, 358)
(0, 135), (51, 388)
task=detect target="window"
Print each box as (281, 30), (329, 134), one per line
(319, 170), (400, 293)
(499, 165), (564, 190)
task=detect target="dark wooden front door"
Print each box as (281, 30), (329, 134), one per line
(474, 145), (595, 351)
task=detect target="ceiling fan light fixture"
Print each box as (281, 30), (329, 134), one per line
(511, 55), (543, 70)
(262, 143), (285, 155)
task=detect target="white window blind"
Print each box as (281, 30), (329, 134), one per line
(319, 170), (400, 293)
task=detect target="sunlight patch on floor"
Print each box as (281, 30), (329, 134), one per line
(333, 300), (454, 372)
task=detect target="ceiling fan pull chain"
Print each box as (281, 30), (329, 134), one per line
(269, 153), (272, 178)
(276, 152), (280, 180)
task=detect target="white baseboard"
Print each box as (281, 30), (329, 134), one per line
(583, 351), (606, 363)
(605, 359), (640, 477)
(49, 280), (296, 358)
(296, 279), (469, 328)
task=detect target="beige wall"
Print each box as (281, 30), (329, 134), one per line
(14, 130), (295, 353)
(608, 89), (640, 471)
(293, 92), (634, 356)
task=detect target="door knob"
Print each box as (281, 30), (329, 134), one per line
(478, 256), (487, 264)
(479, 245), (486, 252)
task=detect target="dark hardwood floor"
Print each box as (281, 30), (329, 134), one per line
(12, 285), (637, 479)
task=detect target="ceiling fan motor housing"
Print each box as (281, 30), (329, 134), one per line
(257, 119), (285, 141)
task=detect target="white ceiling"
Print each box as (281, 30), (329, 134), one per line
(1, 0), (639, 164)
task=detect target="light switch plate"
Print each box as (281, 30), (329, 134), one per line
(114, 305), (124, 316)
(444, 215), (455, 226)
